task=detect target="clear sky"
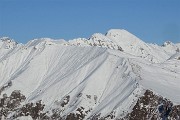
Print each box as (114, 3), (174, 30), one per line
(0, 0), (180, 44)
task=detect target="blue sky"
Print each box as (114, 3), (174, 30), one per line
(0, 0), (179, 44)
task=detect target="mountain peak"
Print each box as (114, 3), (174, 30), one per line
(0, 37), (18, 49)
(0, 37), (15, 42)
(106, 29), (134, 37)
(105, 29), (144, 45)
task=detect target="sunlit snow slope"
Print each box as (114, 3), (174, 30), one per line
(0, 29), (180, 119)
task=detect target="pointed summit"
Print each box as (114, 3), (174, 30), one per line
(106, 29), (143, 44)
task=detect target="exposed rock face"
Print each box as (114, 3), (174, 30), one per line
(0, 89), (180, 120)
(0, 90), (48, 120)
(124, 90), (180, 120)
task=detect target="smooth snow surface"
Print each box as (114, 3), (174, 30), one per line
(16, 115), (33, 120)
(0, 29), (180, 118)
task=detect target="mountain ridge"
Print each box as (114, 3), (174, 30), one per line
(1, 29), (179, 63)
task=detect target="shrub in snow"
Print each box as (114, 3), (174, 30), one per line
(0, 81), (12, 95)
(118, 46), (124, 51)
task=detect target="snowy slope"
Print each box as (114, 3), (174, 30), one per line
(129, 56), (180, 104)
(0, 29), (180, 119)
(0, 40), (142, 119)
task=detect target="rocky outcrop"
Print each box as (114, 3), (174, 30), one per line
(123, 90), (180, 120)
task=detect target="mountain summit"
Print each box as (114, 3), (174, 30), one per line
(0, 29), (180, 120)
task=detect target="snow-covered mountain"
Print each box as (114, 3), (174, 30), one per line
(0, 29), (180, 120)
